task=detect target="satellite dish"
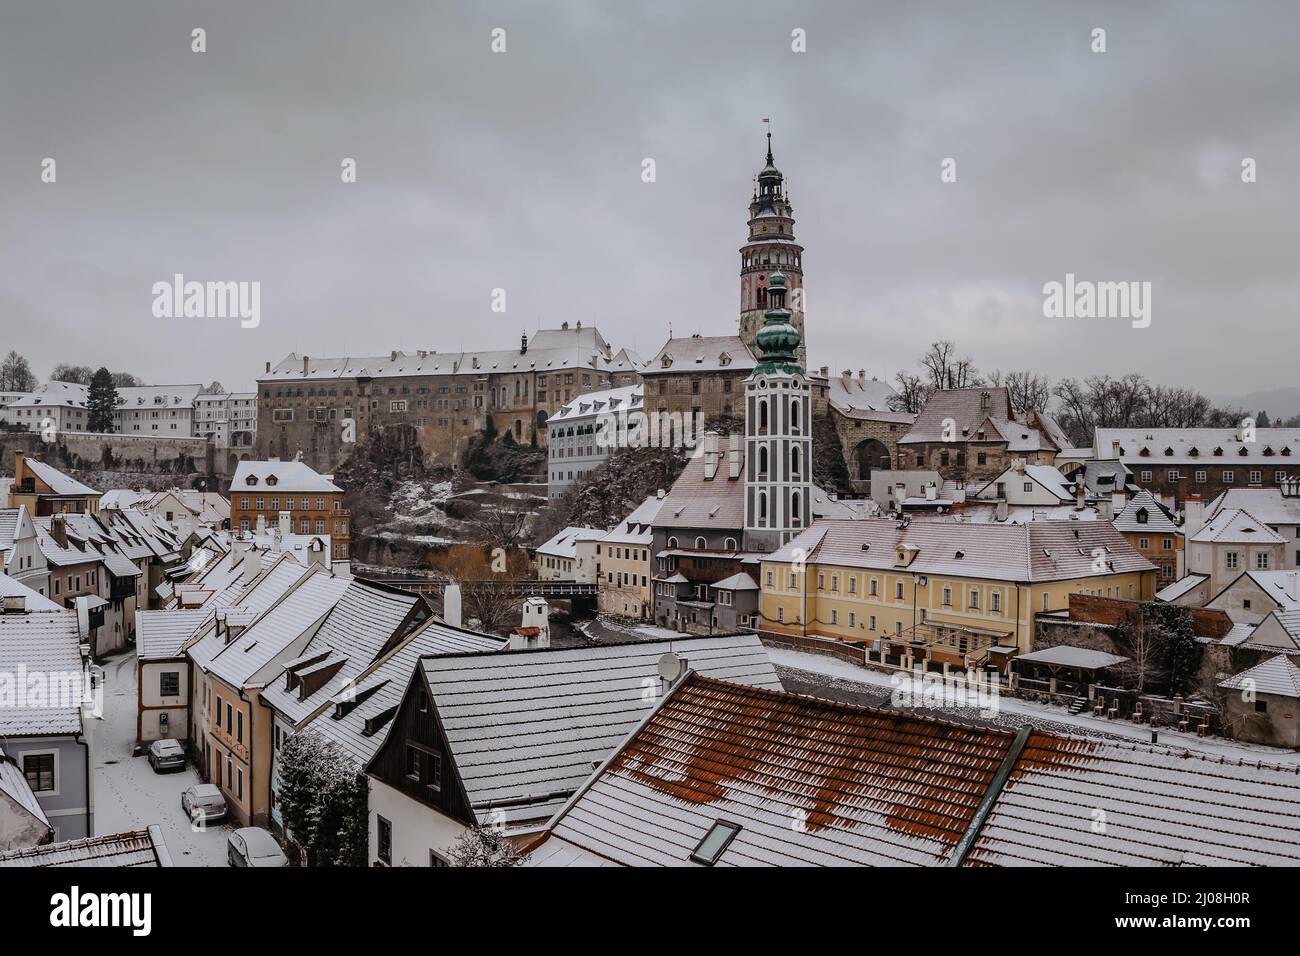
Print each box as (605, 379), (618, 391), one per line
(658, 652), (684, 684)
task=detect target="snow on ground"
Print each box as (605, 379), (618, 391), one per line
(90, 651), (231, 866)
(769, 646), (1300, 765)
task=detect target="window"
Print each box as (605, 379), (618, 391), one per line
(1140, 470), (1152, 482)
(1162, 538), (1173, 550)
(1250, 470), (1262, 484)
(1138, 538), (1149, 549)
(830, 609), (838, 625)
(430, 851), (450, 868)
(236, 767), (244, 800)
(405, 744), (421, 780)
(991, 592), (1001, 613)
(159, 672), (180, 697)
(1195, 470), (1206, 484)
(225, 702), (233, 733)
(1223, 471), (1234, 483)
(942, 587), (952, 607)
(1226, 551), (1240, 570)
(22, 753), (55, 793)
(690, 820), (742, 866)
(237, 711), (244, 744)
(1256, 552), (1271, 570)
(969, 590), (980, 609)
(377, 816), (393, 865)
(895, 581), (904, 600)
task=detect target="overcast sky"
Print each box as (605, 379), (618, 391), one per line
(2, 0), (1297, 402)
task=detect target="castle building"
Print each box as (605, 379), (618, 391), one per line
(743, 271), (812, 552)
(738, 133), (806, 370)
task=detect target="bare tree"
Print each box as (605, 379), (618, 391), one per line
(918, 340), (982, 390)
(49, 363), (95, 385)
(890, 370), (930, 414)
(473, 500), (530, 552)
(0, 351), (37, 391)
(989, 370), (1052, 416)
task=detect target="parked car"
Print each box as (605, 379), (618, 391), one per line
(181, 784), (227, 825)
(228, 828), (288, 868)
(147, 738), (186, 772)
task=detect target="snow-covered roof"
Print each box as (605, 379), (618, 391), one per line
(547, 385), (642, 425)
(0, 571), (61, 612)
(643, 335), (757, 375)
(1189, 508), (1284, 544)
(259, 326), (619, 382)
(535, 526), (605, 559)
(531, 674), (1300, 868)
(1013, 646), (1128, 670)
(600, 495), (668, 546)
(0, 747), (50, 833)
(1219, 655), (1300, 698)
(1155, 574), (1209, 602)
(1112, 488), (1179, 534)
(825, 372), (898, 418)
(710, 572), (759, 591)
(136, 608), (212, 661)
(974, 464), (1076, 503)
(767, 519), (1155, 582)
(404, 634), (782, 826)
(0, 610), (83, 735)
(112, 384), (202, 410)
(257, 578), (426, 726)
(204, 568), (350, 688)
(232, 460), (340, 494)
(6, 381), (89, 411)
(1096, 427), (1300, 464)
(1206, 487), (1300, 527)
(20, 458), (99, 497)
(0, 827), (172, 867)
(297, 616), (506, 769)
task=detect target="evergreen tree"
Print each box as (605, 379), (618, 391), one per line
(86, 367), (119, 433)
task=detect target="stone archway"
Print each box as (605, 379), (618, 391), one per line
(854, 437), (892, 482)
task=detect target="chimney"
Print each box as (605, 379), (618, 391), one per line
(841, 370), (852, 386)
(256, 514), (267, 535)
(819, 365), (828, 378)
(1110, 440), (1121, 459)
(241, 549), (263, 585)
(265, 361), (271, 374)
(389, 350), (398, 362)
(995, 500), (1008, 522)
(858, 369), (866, 386)
(1099, 497), (1113, 521)
(656, 488), (665, 499)
(703, 432), (720, 480)
(50, 514), (67, 549)
(925, 483), (938, 501)
(728, 433), (741, 480)
(302, 356), (309, 374)
(1, 595), (25, 613)
(1183, 495), (1206, 537)
(1075, 479), (1086, 511)
(1111, 490), (1127, 517)
(278, 510), (291, 536)
(307, 537), (327, 568)
(443, 583), (462, 628)
(520, 333), (528, 355)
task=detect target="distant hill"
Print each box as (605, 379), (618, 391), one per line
(1216, 386), (1300, 423)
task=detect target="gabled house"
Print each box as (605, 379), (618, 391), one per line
(596, 493), (666, 621)
(8, 454), (100, 517)
(0, 506), (49, 598)
(0, 600), (92, 841)
(898, 388), (1062, 482)
(364, 634), (781, 865)
(1112, 488), (1183, 585)
(0, 747), (53, 850)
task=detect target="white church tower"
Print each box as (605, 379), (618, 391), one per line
(743, 270), (812, 552)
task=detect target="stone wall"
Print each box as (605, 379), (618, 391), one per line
(0, 430), (218, 480)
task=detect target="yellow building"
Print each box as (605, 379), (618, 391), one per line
(760, 519), (1157, 667)
(596, 494), (666, 621)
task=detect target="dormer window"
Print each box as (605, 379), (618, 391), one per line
(1163, 447), (1174, 456)
(1214, 447), (1224, 456)
(266, 475), (278, 486)
(244, 475), (258, 485)
(1239, 447), (1249, 457)
(1136, 508), (1148, 524)
(1139, 447), (1150, 457)
(661, 355), (673, 368)
(718, 353), (731, 367)
(1264, 447), (1275, 456)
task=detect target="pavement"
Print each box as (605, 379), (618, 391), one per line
(89, 650), (232, 866)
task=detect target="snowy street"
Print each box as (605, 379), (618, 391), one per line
(89, 651), (231, 866)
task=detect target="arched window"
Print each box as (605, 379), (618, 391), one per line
(790, 400), (800, 430)
(759, 446), (769, 477)
(791, 445), (800, 478)
(759, 400), (769, 431)
(758, 492), (768, 525)
(695, 536), (707, 550)
(667, 537), (678, 549)
(724, 537), (738, 550)
(791, 491), (802, 527)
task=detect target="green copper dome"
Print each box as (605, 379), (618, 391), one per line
(752, 271), (802, 376)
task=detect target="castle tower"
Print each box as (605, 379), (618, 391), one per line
(739, 132), (806, 369)
(744, 271), (812, 552)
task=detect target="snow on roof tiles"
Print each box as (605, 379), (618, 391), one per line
(22, 458), (99, 497)
(0, 610), (83, 735)
(0, 828), (170, 867)
(1095, 427), (1300, 464)
(231, 460), (340, 494)
(1219, 655), (1300, 698)
(414, 634), (782, 826)
(1190, 508), (1284, 544)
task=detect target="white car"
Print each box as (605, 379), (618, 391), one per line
(147, 738), (186, 772)
(228, 828), (288, 867)
(181, 784), (227, 825)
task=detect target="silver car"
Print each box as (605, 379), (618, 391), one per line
(148, 738), (186, 772)
(228, 827), (288, 867)
(181, 783), (227, 825)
